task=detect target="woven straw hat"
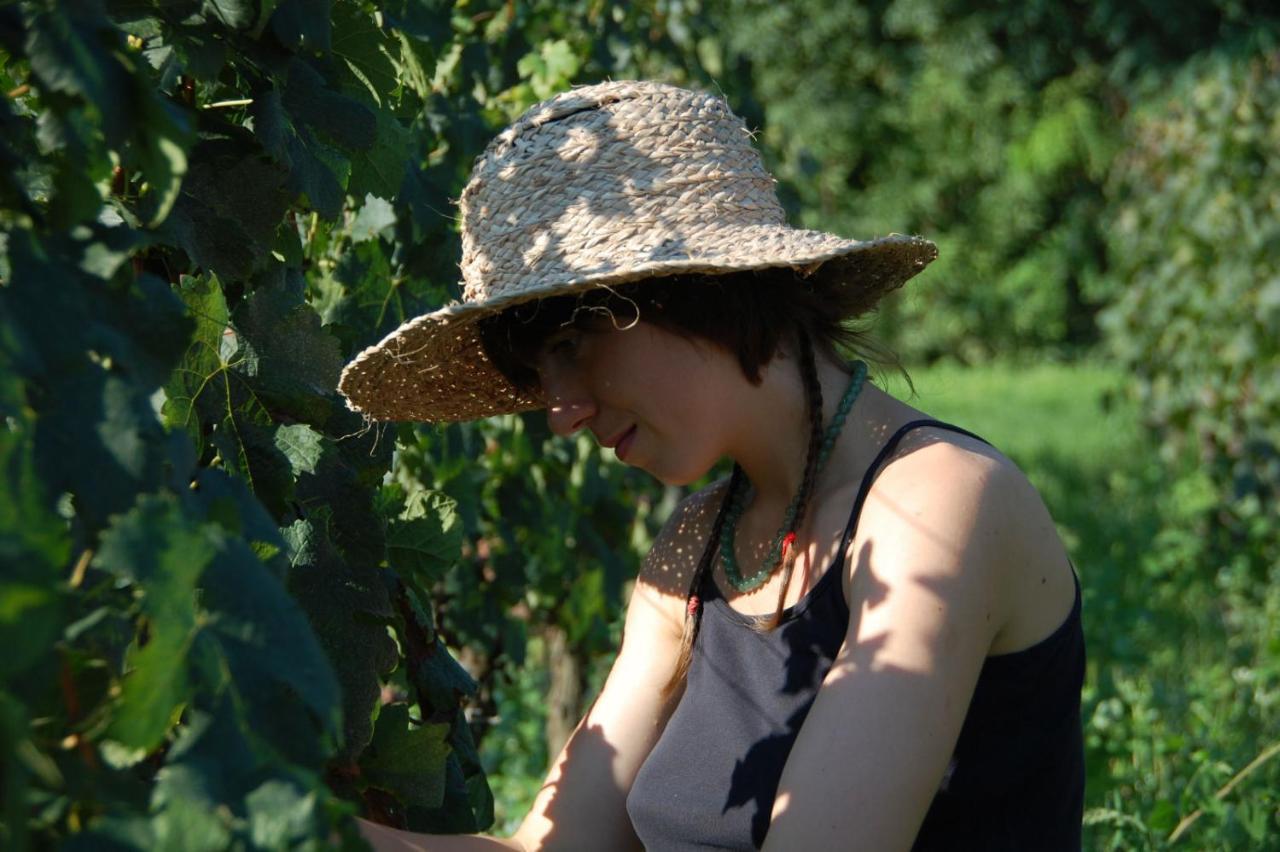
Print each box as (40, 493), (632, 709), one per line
(338, 80), (937, 423)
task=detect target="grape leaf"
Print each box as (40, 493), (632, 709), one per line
(407, 708), (494, 832)
(152, 790), (232, 852)
(321, 238), (401, 351)
(86, 468), (331, 761)
(60, 816), (156, 852)
(200, 0), (264, 32)
(148, 700), (249, 848)
(331, 1), (398, 106)
(0, 581), (65, 681)
(412, 639), (477, 717)
(245, 779), (321, 849)
(2, 228), (190, 389)
(23, 5), (127, 140)
(170, 307), (296, 515)
(95, 269), (194, 389)
(231, 268), (344, 426)
(111, 633), (195, 751)
(164, 272), (230, 452)
(283, 55), (376, 153)
(384, 486), (463, 604)
(162, 140), (291, 281)
(382, 0), (454, 45)
(35, 371), (172, 532)
(94, 495), (217, 751)
(347, 109), (412, 202)
(203, 374), (294, 519)
(0, 93), (37, 214)
(193, 533), (345, 760)
(126, 77), (192, 227)
(167, 27), (228, 81)
(284, 514), (397, 761)
(270, 0), (332, 53)
(252, 84), (350, 220)
(360, 703), (451, 810)
(350, 193), (396, 244)
(274, 422), (325, 475)
(0, 366), (72, 584)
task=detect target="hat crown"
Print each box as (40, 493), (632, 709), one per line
(338, 80), (936, 424)
(457, 81), (784, 304)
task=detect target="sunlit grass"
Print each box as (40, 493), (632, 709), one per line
(881, 357), (1140, 476)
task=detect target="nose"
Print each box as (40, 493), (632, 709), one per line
(542, 370), (597, 437)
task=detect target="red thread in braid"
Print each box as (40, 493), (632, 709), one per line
(780, 531), (798, 564)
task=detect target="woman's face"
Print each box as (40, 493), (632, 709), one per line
(533, 319), (738, 486)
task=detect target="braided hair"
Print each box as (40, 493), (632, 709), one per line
(661, 329), (827, 697)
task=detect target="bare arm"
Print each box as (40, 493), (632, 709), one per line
(360, 484), (725, 852)
(762, 443), (1072, 849)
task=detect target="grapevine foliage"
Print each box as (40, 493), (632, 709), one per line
(703, 0), (1279, 362)
(1102, 50), (1280, 584)
(0, 0), (701, 847)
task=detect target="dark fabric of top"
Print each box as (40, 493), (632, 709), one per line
(625, 420), (1086, 850)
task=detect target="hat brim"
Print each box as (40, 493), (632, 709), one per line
(338, 229), (937, 423)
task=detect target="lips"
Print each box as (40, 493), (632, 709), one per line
(613, 425), (637, 462)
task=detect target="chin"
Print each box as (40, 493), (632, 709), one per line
(647, 459), (716, 488)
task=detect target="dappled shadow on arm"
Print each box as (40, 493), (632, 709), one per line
(517, 717), (642, 852)
(719, 544), (897, 847)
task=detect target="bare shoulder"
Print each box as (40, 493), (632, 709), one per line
(853, 426), (1075, 654)
(860, 427), (1019, 545)
(869, 426), (1057, 554)
(633, 477), (729, 632)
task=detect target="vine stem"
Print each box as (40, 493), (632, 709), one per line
(203, 98), (253, 109)
(1168, 740), (1280, 843)
(58, 656), (98, 768)
(69, 548), (93, 588)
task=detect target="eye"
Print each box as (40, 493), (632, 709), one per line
(533, 329), (584, 377)
(544, 330), (581, 360)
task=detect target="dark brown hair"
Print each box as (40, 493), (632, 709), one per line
(477, 267), (908, 698)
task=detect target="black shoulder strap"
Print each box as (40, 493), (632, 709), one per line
(836, 419), (992, 558)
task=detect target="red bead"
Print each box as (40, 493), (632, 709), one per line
(687, 595), (700, 617)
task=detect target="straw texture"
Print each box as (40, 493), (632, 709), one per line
(338, 81), (938, 423)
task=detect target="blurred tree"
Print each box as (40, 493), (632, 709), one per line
(697, 0), (1279, 362)
(1095, 46), (1280, 848)
(1103, 47), (1279, 583)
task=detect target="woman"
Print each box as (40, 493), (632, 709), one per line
(340, 81), (1084, 850)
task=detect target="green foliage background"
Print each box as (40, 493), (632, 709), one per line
(0, 0), (1277, 849)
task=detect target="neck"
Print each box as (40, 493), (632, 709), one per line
(724, 352), (896, 517)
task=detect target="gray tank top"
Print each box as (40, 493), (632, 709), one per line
(625, 420), (1085, 849)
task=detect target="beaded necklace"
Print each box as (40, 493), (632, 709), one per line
(719, 360), (868, 593)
